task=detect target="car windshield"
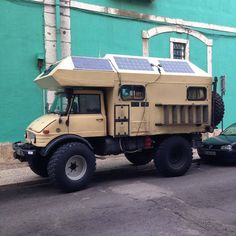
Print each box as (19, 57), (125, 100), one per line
(222, 124), (236, 136)
(49, 93), (72, 115)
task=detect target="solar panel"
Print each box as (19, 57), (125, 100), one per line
(72, 57), (113, 71)
(114, 56), (154, 71)
(159, 60), (194, 73)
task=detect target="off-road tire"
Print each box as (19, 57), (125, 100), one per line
(154, 136), (192, 177)
(212, 92), (225, 126)
(47, 142), (96, 192)
(28, 156), (49, 177)
(125, 150), (153, 166)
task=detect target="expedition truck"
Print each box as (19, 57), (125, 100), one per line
(13, 54), (224, 192)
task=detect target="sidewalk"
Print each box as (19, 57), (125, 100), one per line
(0, 151), (200, 188)
(0, 164), (44, 187)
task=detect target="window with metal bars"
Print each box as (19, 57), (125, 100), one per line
(173, 42), (186, 59)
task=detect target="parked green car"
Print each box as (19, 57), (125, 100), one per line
(198, 123), (236, 162)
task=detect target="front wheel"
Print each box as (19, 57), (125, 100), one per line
(28, 156), (49, 177)
(47, 142), (96, 192)
(154, 136), (192, 177)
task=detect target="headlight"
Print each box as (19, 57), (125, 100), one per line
(29, 132), (36, 143)
(221, 145), (232, 151)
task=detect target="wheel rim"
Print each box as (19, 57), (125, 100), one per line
(65, 155), (87, 181)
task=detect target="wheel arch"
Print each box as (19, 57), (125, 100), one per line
(154, 134), (193, 147)
(40, 134), (93, 157)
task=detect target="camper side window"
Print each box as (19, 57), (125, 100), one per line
(187, 87), (207, 101)
(120, 85), (145, 101)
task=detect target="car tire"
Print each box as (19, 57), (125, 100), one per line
(212, 92), (225, 126)
(28, 156), (49, 177)
(199, 154), (218, 164)
(47, 142), (96, 192)
(125, 150), (153, 166)
(154, 136), (192, 177)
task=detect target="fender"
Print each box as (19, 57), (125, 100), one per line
(40, 134), (93, 157)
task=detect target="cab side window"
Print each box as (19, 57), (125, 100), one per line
(120, 85), (145, 101)
(71, 94), (101, 114)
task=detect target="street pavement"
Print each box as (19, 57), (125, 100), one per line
(1, 155), (236, 236)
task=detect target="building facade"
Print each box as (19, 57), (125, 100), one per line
(1, 0), (236, 142)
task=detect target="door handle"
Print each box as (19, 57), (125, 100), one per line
(96, 118), (104, 122)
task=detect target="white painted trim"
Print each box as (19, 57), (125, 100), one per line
(142, 25), (213, 75)
(21, 0), (236, 35)
(142, 38), (149, 57)
(143, 26), (213, 46)
(70, 1), (236, 34)
(60, 0), (71, 58)
(21, 1), (236, 35)
(170, 38), (189, 60)
(44, 0), (57, 105)
(207, 45), (213, 75)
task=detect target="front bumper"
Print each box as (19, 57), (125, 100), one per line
(12, 142), (38, 162)
(197, 147), (236, 161)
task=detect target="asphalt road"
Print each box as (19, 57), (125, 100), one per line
(1, 157), (236, 236)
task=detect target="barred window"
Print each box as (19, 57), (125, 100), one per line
(173, 43), (186, 59)
(170, 38), (189, 60)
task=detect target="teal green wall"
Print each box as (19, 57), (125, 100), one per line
(71, 1), (236, 128)
(75, 0), (236, 28)
(71, 10), (155, 57)
(1, 0), (236, 142)
(0, 1), (44, 142)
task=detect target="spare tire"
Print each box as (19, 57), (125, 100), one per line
(212, 92), (225, 126)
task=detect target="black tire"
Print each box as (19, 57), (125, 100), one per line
(125, 150), (153, 166)
(198, 153), (221, 164)
(28, 156), (49, 177)
(47, 142), (96, 192)
(154, 136), (192, 177)
(212, 92), (225, 126)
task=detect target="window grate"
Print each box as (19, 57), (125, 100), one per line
(173, 43), (186, 59)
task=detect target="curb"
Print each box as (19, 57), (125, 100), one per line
(0, 179), (49, 189)
(0, 157), (201, 189)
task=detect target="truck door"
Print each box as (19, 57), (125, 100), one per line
(68, 92), (106, 137)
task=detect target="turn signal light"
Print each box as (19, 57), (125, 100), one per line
(43, 129), (50, 135)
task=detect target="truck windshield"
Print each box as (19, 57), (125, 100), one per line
(49, 93), (72, 115)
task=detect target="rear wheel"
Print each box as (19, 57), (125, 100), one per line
(154, 136), (192, 177)
(125, 150), (153, 166)
(28, 156), (49, 177)
(47, 142), (96, 192)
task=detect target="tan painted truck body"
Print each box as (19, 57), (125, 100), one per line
(31, 55), (212, 147)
